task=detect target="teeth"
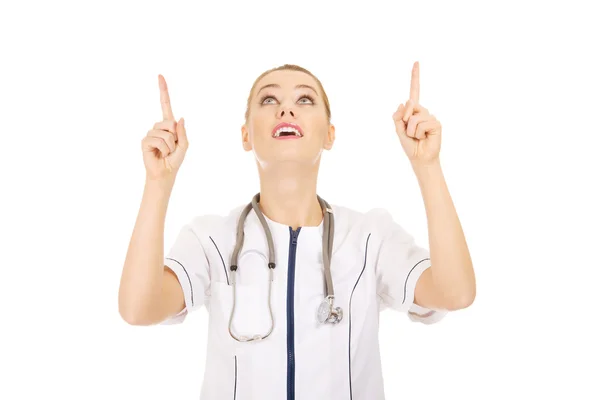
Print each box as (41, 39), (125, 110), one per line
(274, 127), (302, 137)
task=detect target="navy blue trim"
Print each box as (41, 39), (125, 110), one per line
(233, 355), (237, 399)
(165, 257), (194, 306)
(348, 233), (371, 400)
(402, 258), (431, 304)
(209, 236), (230, 285)
(287, 227), (301, 400)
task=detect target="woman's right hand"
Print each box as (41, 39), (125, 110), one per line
(142, 74), (189, 180)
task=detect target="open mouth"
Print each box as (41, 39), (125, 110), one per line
(272, 123), (304, 139)
(274, 127), (302, 138)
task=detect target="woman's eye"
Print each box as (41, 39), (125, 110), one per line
(298, 96), (314, 104)
(261, 95), (313, 105)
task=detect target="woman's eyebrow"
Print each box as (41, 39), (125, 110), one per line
(257, 83), (319, 96)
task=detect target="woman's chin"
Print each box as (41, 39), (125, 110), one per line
(256, 152), (321, 169)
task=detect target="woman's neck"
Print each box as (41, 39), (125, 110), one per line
(257, 165), (323, 230)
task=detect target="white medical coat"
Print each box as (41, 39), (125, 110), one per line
(162, 203), (447, 399)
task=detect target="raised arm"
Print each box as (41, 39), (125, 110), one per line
(118, 75), (189, 325)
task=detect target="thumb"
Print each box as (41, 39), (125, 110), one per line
(393, 105), (413, 148)
(393, 104), (407, 136)
(176, 117), (188, 148)
(392, 104), (406, 127)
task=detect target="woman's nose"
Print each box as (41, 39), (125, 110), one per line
(279, 109), (295, 118)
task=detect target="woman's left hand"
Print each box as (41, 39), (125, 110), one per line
(392, 61), (442, 166)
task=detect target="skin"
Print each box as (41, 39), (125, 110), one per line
(241, 69), (336, 230)
(392, 62), (476, 311)
(118, 75), (189, 325)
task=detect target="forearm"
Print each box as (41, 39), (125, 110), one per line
(118, 176), (176, 321)
(412, 158), (475, 307)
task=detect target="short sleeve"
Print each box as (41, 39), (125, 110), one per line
(160, 217), (211, 325)
(373, 209), (447, 324)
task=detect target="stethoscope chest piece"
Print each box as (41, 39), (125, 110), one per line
(317, 295), (343, 324)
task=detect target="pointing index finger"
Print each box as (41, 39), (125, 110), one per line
(409, 61), (420, 104)
(158, 74), (175, 121)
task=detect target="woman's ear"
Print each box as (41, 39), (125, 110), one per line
(241, 125), (252, 151)
(323, 124), (335, 150)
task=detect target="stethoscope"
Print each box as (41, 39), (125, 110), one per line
(228, 193), (343, 343)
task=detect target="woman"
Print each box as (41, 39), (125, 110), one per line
(118, 62), (475, 399)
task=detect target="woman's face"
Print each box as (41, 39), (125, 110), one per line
(242, 70), (335, 167)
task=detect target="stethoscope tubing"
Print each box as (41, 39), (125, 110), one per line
(227, 193), (339, 343)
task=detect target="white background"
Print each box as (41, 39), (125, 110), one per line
(1, 0), (599, 399)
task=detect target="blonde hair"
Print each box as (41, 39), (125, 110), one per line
(244, 64), (332, 123)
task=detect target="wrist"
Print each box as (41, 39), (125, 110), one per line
(145, 174), (176, 193)
(411, 157), (441, 176)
